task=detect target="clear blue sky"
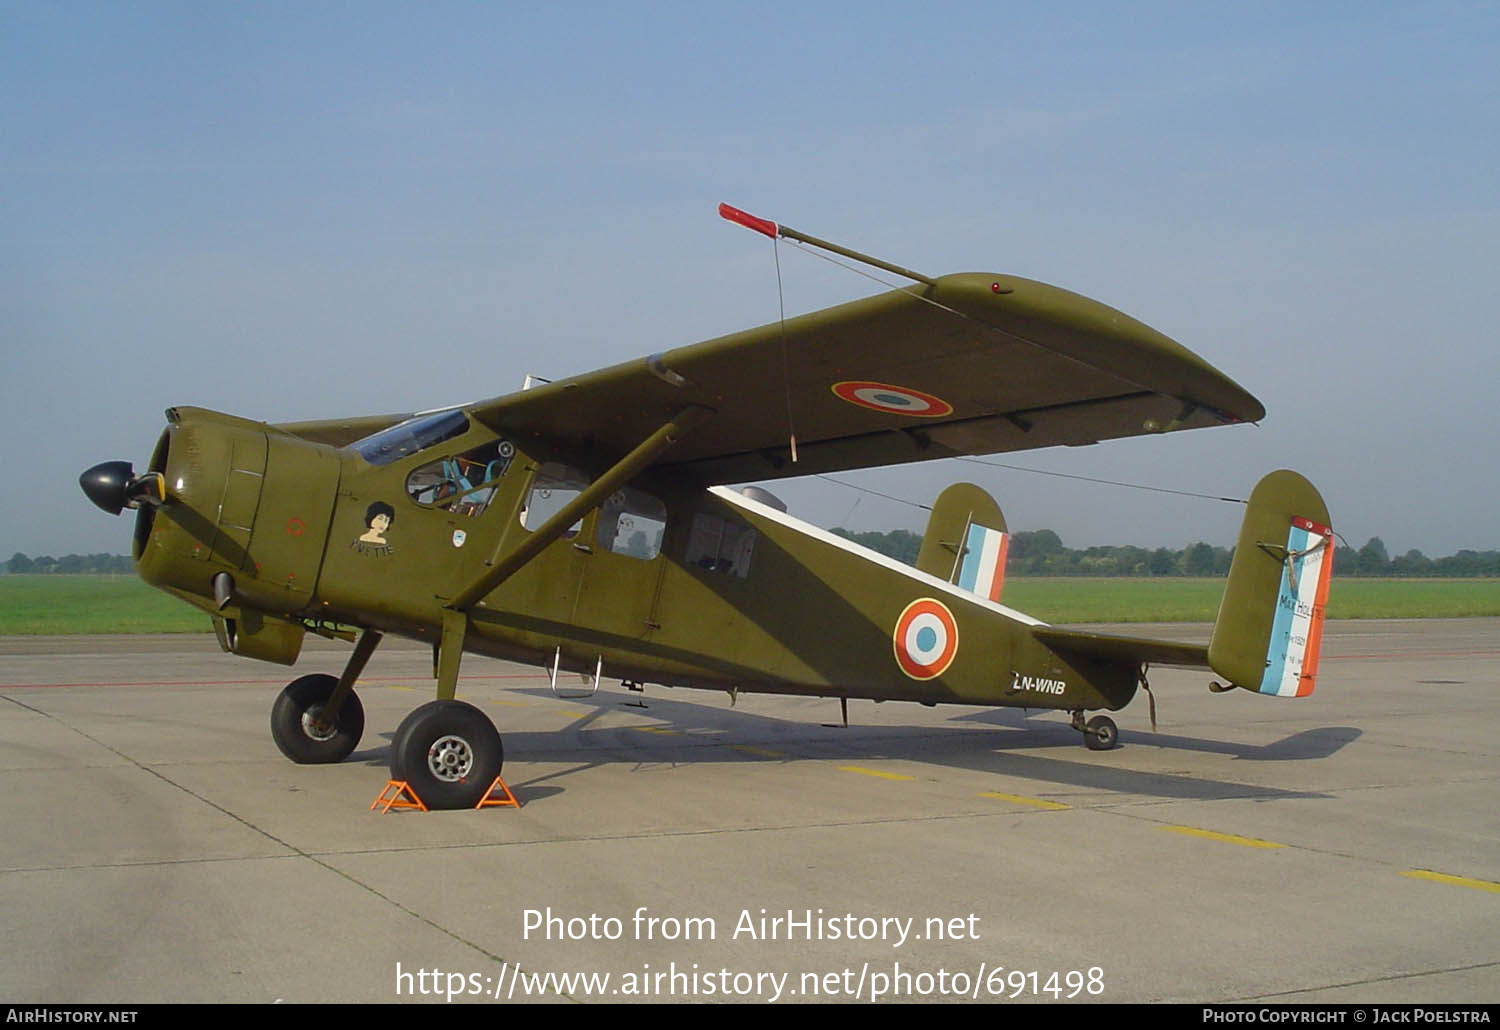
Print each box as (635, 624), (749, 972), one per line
(4, 2), (1497, 559)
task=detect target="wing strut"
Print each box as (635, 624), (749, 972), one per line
(431, 405), (713, 698)
(450, 404), (712, 611)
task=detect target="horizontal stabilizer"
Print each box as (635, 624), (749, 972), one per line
(1031, 627), (1209, 669)
(1030, 470), (1332, 702)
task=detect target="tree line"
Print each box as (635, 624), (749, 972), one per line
(8, 535), (1500, 578)
(7, 553), (134, 574)
(827, 530), (1500, 578)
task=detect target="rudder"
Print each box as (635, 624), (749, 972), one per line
(915, 482), (1009, 601)
(1208, 470), (1334, 697)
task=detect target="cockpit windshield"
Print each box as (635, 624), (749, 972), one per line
(351, 409), (469, 466)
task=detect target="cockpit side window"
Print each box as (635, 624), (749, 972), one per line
(405, 439), (516, 517)
(352, 410), (469, 467)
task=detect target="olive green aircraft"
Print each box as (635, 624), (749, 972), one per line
(80, 204), (1334, 809)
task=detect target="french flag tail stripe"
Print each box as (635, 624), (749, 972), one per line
(958, 525), (1008, 602)
(1258, 517), (1334, 698)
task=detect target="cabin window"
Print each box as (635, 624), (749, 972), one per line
(405, 439), (515, 517)
(520, 462), (589, 537)
(597, 487), (667, 560)
(352, 409), (469, 466)
(686, 513), (756, 578)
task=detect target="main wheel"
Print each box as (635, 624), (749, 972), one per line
(1084, 714), (1118, 751)
(271, 674), (365, 764)
(389, 700), (503, 810)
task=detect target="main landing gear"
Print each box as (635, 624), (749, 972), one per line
(390, 700), (504, 810)
(1070, 710), (1119, 751)
(268, 626), (505, 809)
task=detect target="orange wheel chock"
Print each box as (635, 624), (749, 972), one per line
(476, 776), (520, 809)
(370, 780), (427, 813)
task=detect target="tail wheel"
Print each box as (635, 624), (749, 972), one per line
(271, 674), (364, 764)
(390, 700), (503, 810)
(1084, 714), (1119, 751)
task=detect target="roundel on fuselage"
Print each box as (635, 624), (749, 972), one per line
(892, 598), (958, 680)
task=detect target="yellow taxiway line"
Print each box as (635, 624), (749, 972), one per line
(1401, 869), (1500, 893)
(838, 766), (915, 782)
(978, 792), (1070, 810)
(1161, 825), (1285, 849)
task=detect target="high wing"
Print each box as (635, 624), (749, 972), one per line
(275, 272), (1263, 482)
(467, 273), (1262, 484)
(273, 412), (412, 448)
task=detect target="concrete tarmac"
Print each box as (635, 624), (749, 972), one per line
(1, 620), (1496, 1004)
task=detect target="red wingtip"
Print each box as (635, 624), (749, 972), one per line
(718, 202), (779, 239)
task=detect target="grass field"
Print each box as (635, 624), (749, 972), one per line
(0, 575), (209, 635)
(2, 574), (1499, 635)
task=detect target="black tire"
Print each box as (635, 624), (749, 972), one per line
(389, 700), (503, 810)
(1084, 714), (1118, 751)
(271, 674), (365, 764)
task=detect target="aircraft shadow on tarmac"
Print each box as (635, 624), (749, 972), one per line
(341, 684), (1357, 806)
(952, 707), (1363, 761)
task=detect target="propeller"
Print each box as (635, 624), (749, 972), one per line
(79, 461), (166, 515)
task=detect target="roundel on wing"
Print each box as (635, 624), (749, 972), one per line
(892, 598), (959, 680)
(831, 381), (953, 418)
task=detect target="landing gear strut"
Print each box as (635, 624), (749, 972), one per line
(1070, 710), (1119, 751)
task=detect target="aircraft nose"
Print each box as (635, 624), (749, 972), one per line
(80, 461), (165, 515)
(80, 461), (136, 515)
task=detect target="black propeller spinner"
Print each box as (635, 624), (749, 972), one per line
(80, 461), (164, 515)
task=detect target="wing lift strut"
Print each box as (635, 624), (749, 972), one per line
(427, 404), (714, 702)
